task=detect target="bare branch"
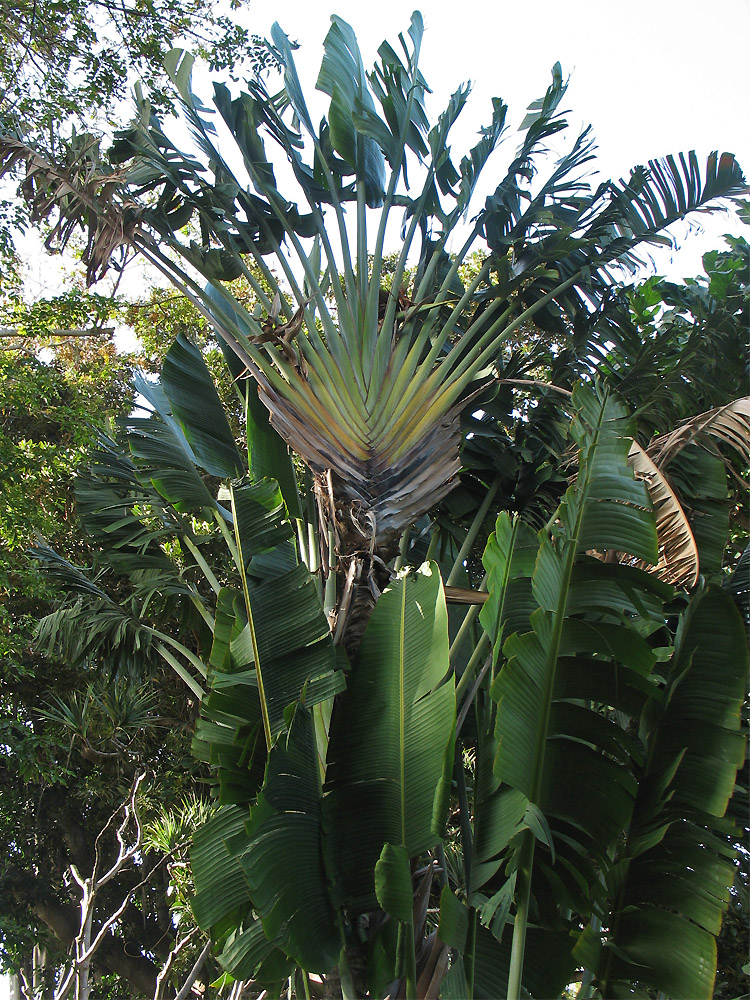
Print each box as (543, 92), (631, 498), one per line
(174, 939), (212, 1000)
(153, 927), (200, 1000)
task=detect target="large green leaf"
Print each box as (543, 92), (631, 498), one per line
(490, 383), (659, 815)
(191, 805), (294, 990)
(230, 477), (296, 578)
(191, 804), (250, 929)
(479, 513), (538, 665)
(598, 585), (749, 1000)
(161, 332), (244, 478)
(192, 587), (266, 803)
(323, 562), (455, 913)
(247, 560), (345, 737)
(476, 382), (667, 993)
(195, 479), (344, 803)
(317, 16), (386, 207)
(236, 704), (341, 972)
(127, 410), (217, 512)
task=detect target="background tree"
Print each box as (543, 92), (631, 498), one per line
(0, 0), (276, 282)
(0, 0), (273, 139)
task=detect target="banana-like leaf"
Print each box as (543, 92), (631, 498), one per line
(323, 562), (455, 913)
(217, 919), (293, 990)
(230, 477), (296, 577)
(477, 382), (671, 990)
(598, 586), (748, 999)
(270, 23), (314, 135)
(127, 411), (218, 512)
(627, 440), (699, 588)
(247, 560), (345, 738)
(481, 62), (568, 252)
(374, 842), (413, 922)
(725, 540), (750, 627)
(317, 16), (386, 207)
(479, 513), (538, 665)
(194, 478), (344, 804)
(492, 383), (658, 802)
(236, 705), (341, 972)
(75, 447), (182, 567)
(191, 804), (252, 928)
(160, 332), (244, 478)
(192, 586), (266, 803)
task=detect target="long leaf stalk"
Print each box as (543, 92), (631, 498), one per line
(454, 633), (490, 705)
(306, 519), (319, 574)
(385, 273), (584, 463)
(187, 592), (215, 631)
(180, 533), (221, 595)
(505, 830), (534, 1000)
(337, 942), (357, 1000)
(425, 527), (441, 562)
(324, 527), (337, 619)
(363, 29), (425, 360)
(448, 574), (487, 662)
(133, 240), (273, 378)
(355, 151), (369, 318)
(454, 743), (474, 894)
(230, 483), (272, 750)
(446, 480), (500, 586)
(367, 169), (443, 396)
(305, 142), (358, 322)
(294, 518), (309, 568)
(294, 191), (359, 362)
(221, 232), (279, 316)
(455, 654), (492, 739)
(403, 919), (418, 1000)
(151, 629), (207, 678)
(367, 255), (493, 440)
(212, 509), (239, 567)
(409, 220), (486, 355)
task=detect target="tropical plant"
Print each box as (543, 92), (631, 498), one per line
(11, 11), (750, 1000)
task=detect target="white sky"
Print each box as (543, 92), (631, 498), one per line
(17, 0), (750, 311)
(234, 0), (750, 279)
(2, 3), (748, 993)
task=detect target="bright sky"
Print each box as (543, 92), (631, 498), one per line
(17, 0), (750, 307)
(3, 4), (748, 994)
(230, 0), (750, 280)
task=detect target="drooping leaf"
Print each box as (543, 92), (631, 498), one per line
(475, 382), (668, 988)
(127, 410), (217, 512)
(627, 439), (699, 587)
(437, 886), (469, 951)
(374, 843), (413, 923)
(317, 16), (386, 207)
(161, 332), (244, 478)
(598, 586), (748, 999)
(236, 705), (341, 972)
(191, 804), (250, 929)
(323, 562), (455, 913)
(647, 395), (750, 471)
